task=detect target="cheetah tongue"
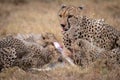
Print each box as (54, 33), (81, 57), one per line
(62, 27), (66, 31)
(61, 28), (64, 32)
(62, 27), (64, 30)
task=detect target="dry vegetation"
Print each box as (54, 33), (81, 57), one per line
(0, 0), (119, 41)
(0, 0), (120, 80)
(0, 65), (119, 80)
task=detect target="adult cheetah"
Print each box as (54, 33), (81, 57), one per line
(58, 5), (120, 66)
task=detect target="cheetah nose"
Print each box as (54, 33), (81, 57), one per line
(60, 24), (65, 28)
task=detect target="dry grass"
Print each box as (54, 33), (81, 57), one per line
(0, 0), (120, 41)
(0, 0), (120, 80)
(0, 65), (119, 80)
(0, 0), (62, 41)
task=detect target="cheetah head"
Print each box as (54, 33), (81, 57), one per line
(58, 5), (84, 31)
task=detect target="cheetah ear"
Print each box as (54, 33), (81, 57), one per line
(61, 4), (67, 8)
(78, 6), (84, 10)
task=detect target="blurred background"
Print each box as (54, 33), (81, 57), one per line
(0, 0), (120, 42)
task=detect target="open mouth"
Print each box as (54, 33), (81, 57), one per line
(61, 26), (68, 31)
(61, 21), (71, 31)
(60, 24), (69, 31)
(62, 27), (67, 31)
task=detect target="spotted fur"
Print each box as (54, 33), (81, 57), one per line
(58, 5), (120, 52)
(58, 5), (120, 67)
(0, 35), (28, 58)
(0, 47), (16, 70)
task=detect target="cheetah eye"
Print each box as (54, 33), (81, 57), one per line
(79, 6), (83, 10)
(61, 4), (66, 8)
(59, 15), (62, 18)
(78, 6), (84, 10)
(68, 15), (73, 18)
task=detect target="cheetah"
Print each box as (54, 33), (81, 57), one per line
(16, 45), (54, 70)
(15, 33), (62, 70)
(0, 47), (17, 70)
(100, 48), (120, 69)
(70, 39), (104, 66)
(0, 35), (29, 58)
(58, 5), (120, 66)
(58, 5), (120, 51)
(0, 33), (63, 71)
